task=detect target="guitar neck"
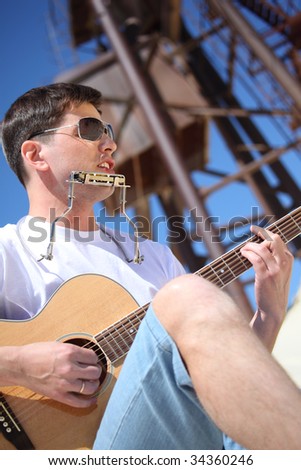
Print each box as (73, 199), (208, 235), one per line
(96, 206), (301, 363)
(196, 206), (301, 288)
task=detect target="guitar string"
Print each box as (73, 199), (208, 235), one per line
(5, 210), (301, 432)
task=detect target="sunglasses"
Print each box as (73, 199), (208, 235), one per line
(28, 117), (114, 142)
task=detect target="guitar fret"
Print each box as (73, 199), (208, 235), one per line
(223, 252), (242, 275)
(207, 265), (225, 287)
(221, 257), (236, 278)
(221, 254), (244, 283)
(287, 214), (301, 237)
(99, 322), (127, 361)
(276, 209), (301, 241)
(235, 249), (249, 267)
(117, 315), (139, 350)
(124, 315), (140, 338)
(119, 319), (136, 344)
(110, 330), (130, 356)
(197, 265), (215, 282)
(197, 263), (226, 286)
(276, 225), (287, 242)
(270, 215), (301, 243)
(97, 336), (116, 360)
(112, 326), (129, 356)
(97, 305), (148, 362)
(99, 331), (121, 362)
(202, 246), (249, 289)
(233, 250), (251, 276)
(214, 260), (234, 285)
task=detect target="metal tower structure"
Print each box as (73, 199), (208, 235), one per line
(48, 0), (301, 314)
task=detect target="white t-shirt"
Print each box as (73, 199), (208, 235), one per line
(0, 217), (186, 320)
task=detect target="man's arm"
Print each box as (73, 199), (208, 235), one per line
(240, 225), (293, 351)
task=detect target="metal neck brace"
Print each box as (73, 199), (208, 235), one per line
(38, 171), (144, 264)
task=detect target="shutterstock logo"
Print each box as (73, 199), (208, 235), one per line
(26, 206), (274, 245)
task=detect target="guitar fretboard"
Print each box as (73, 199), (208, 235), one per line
(94, 206), (301, 364)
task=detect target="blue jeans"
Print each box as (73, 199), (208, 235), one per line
(94, 304), (225, 450)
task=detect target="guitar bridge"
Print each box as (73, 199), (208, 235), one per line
(0, 393), (35, 449)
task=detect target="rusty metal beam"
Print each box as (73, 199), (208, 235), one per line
(200, 138), (301, 198)
(207, 0), (301, 114)
(90, 0), (253, 315)
(167, 104), (291, 117)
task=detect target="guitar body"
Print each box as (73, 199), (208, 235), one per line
(0, 274), (139, 450)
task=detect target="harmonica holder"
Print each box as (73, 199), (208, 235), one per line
(38, 171), (144, 264)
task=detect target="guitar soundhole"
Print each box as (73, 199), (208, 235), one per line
(63, 337), (108, 391)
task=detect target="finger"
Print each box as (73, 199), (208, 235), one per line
(248, 226), (275, 261)
(72, 345), (100, 365)
(250, 225), (273, 242)
(251, 226), (287, 254)
(73, 378), (100, 396)
(240, 246), (271, 272)
(63, 392), (98, 408)
(241, 238), (277, 271)
(251, 226), (292, 265)
(250, 225), (286, 260)
(76, 363), (103, 381)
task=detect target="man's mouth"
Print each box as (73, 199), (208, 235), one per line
(98, 162), (110, 170)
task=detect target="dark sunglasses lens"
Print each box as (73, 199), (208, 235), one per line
(79, 118), (103, 141)
(104, 123), (114, 141)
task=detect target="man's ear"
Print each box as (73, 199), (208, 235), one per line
(21, 140), (49, 172)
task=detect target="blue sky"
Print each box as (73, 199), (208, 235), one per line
(1, 1), (301, 308)
(0, 1), (61, 225)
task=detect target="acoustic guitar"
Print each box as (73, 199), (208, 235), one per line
(1, 206), (301, 450)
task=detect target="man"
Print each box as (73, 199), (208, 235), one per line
(0, 83), (299, 450)
(0, 82), (184, 408)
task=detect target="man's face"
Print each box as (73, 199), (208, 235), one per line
(38, 102), (118, 203)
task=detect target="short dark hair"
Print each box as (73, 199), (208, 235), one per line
(1, 82), (102, 186)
